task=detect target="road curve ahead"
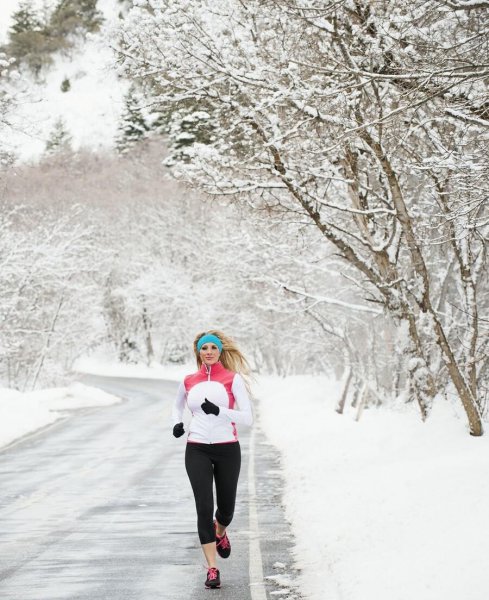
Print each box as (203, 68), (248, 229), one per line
(0, 374), (299, 600)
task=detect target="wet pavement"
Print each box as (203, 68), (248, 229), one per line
(0, 374), (301, 600)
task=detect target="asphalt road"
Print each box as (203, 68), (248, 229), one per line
(0, 374), (300, 600)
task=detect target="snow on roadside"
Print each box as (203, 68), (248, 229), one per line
(0, 382), (121, 449)
(73, 356), (194, 382)
(6, 358), (488, 600)
(256, 375), (489, 600)
(1, 358), (196, 451)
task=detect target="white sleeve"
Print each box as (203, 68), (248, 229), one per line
(219, 374), (253, 426)
(171, 382), (187, 425)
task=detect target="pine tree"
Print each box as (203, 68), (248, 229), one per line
(45, 118), (72, 154)
(7, 2), (53, 75)
(49, 0), (104, 38)
(60, 77), (71, 92)
(9, 1), (42, 36)
(116, 86), (150, 154)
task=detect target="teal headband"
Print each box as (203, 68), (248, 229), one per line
(197, 334), (223, 352)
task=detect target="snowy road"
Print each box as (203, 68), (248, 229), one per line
(0, 375), (298, 600)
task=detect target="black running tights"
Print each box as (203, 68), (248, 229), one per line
(185, 441), (241, 545)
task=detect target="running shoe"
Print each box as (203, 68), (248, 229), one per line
(205, 567), (221, 589)
(215, 523), (231, 559)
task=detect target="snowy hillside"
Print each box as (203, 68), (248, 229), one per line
(1, 0), (128, 161)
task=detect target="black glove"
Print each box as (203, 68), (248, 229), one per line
(201, 398), (220, 416)
(173, 422), (185, 438)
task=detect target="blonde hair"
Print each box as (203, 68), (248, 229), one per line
(193, 329), (253, 393)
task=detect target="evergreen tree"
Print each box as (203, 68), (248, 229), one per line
(45, 118), (72, 154)
(49, 0), (104, 38)
(171, 110), (214, 149)
(60, 77), (71, 92)
(6, 1), (52, 75)
(147, 96), (217, 164)
(9, 1), (43, 36)
(5, 0), (104, 73)
(116, 86), (150, 154)
(6, 2), (56, 75)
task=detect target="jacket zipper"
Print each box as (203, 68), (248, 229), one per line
(205, 363), (212, 443)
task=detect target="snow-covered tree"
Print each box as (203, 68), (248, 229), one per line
(115, 85), (150, 154)
(5, 1), (53, 74)
(116, 0), (489, 434)
(9, 1), (43, 35)
(49, 0), (104, 37)
(0, 201), (104, 390)
(0, 52), (17, 165)
(5, 0), (104, 73)
(45, 117), (72, 154)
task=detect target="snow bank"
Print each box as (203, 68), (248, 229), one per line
(257, 375), (489, 600)
(73, 356), (194, 382)
(0, 382), (120, 449)
(0, 355), (189, 450)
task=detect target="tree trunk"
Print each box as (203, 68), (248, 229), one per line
(30, 292), (65, 391)
(141, 305), (154, 366)
(355, 384), (368, 422)
(336, 368), (352, 414)
(431, 314), (483, 436)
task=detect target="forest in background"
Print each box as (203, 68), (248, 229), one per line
(0, 0), (488, 435)
(116, 0), (489, 435)
(2, 142), (380, 390)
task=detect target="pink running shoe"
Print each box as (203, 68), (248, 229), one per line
(215, 521), (231, 559)
(205, 567), (221, 589)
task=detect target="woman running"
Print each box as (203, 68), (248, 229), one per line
(171, 330), (253, 589)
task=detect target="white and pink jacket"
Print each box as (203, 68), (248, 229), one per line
(172, 362), (253, 444)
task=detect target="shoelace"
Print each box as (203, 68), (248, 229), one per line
(217, 533), (230, 549)
(207, 567), (218, 581)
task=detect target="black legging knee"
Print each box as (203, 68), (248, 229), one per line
(185, 441), (241, 544)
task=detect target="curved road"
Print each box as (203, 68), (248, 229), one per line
(0, 375), (299, 600)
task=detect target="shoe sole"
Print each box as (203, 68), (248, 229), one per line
(205, 584), (221, 589)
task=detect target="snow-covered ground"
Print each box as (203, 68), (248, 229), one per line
(0, 381), (121, 448)
(0, 359), (189, 450)
(73, 356), (193, 382)
(257, 375), (489, 600)
(2, 361), (488, 600)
